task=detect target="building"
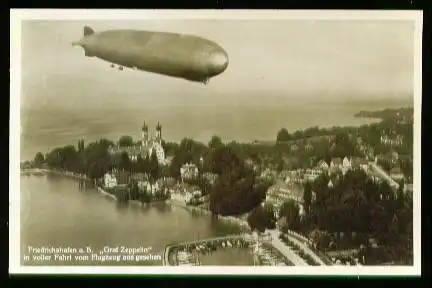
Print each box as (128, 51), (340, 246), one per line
(316, 159), (329, 171)
(103, 170), (130, 188)
(389, 167), (405, 181)
(180, 163), (199, 181)
(260, 168), (274, 180)
(202, 172), (218, 185)
(330, 157), (342, 174)
(131, 173), (149, 189)
(342, 157), (352, 171)
(285, 169), (305, 184)
(380, 134), (404, 147)
(109, 121), (166, 165)
(304, 168), (321, 182)
(304, 143), (314, 152)
(104, 172), (117, 188)
(290, 143), (299, 152)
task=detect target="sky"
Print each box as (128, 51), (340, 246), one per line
(20, 19), (415, 110)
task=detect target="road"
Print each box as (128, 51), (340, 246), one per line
(283, 231), (327, 265)
(369, 162), (399, 190)
(268, 230), (308, 266)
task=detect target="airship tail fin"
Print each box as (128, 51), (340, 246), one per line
(84, 26), (95, 36)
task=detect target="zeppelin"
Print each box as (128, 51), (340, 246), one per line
(72, 26), (229, 84)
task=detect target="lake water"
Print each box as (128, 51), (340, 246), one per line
(19, 103), (392, 161)
(17, 97), (407, 266)
(20, 174), (247, 266)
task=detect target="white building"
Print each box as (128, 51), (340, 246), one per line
(109, 121), (166, 165)
(380, 134), (404, 147)
(316, 160), (329, 171)
(342, 157), (352, 172)
(104, 173), (117, 188)
(304, 168), (321, 182)
(180, 163), (199, 181)
(144, 181), (160, 195)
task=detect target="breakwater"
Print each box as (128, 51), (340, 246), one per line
(163, 234), (252, 266)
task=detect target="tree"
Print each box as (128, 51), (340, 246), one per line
(276, 128), (290, 142)
(135, 155), (148, 174)
(210, 145), (242, 175)
(263, 204), (277, 229)
(208, 135), (223, 150)
(98, 138), (114, 148)
(118, 135), (134, 147)
(129, 180), (140, 201)
(279, 200), (300, 230)
(303, 181), (312, 217)
(149, 151), (160, 182)
(162, 141), (179, 157)
(168, 138), (205, 178)
(139, 189), (151, 203)
(82, 141), (112, 178)
(209, 149), (269, 216)
(247, 205), (268, 233)
(119, 152), (132, 172)
(33, 152), (44, 167)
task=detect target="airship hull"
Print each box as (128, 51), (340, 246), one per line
(74, 27), (229, 83)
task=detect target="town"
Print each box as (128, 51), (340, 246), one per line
(21, 107), (414, 266)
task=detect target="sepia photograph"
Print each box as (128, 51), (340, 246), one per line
(10, 9), (422, 275)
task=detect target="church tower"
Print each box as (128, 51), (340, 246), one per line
(155, 122), (162, 144)
(141, 121), (149, 147)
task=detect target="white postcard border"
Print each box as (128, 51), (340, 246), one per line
(9, 9), (423, 276)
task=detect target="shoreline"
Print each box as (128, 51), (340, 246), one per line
(166, 198), (250, 231)
(97, 186), (167, 207)
(20, 107), (406, 163)
(20, 170), (253, 232)
(20, 168), (90, 181)
(97, 187), (117, 201)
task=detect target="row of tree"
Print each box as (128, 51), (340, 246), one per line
(33, 135), (274, 217)
(34, 138), (164, 181)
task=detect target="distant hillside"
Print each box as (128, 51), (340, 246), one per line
(354, 107), (413, 120)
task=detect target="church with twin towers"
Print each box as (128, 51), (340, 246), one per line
(109, 121), (166, 165)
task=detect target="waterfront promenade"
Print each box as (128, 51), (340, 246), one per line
(271, 229), (328, 265)
(268, 230), (308, 266)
